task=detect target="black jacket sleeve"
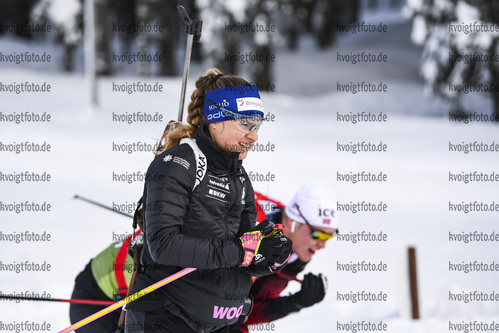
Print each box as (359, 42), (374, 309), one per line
(144, 146), (243, 269)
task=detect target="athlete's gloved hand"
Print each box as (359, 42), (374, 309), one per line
(291, 273), (327, 308)
(253, 232), (292, 271)
(239, 220), (292, 271)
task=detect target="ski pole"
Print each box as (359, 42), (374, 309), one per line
(0, 294), (115, 306)
(58, 267), (196, 333)
(154, 6), (202, 147)
(176, 5), (202, 123)
(73, 194), (133, 218)
(59, 223), (286, 332)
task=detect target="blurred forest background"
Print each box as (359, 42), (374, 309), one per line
(1, 0), (498, 117)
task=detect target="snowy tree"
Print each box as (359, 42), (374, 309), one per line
(30, 0), (83, 71)
(404, 0), (499, 121)
(93, 0), (111, 75)
(279, 0), (362, 51)
(0, 0), (39, 39)
(311, 0), (338, 49)
(156, 1), (179, 76)
(244, 0), (280, 89)
(111, 0), (136, 55)
(279, 0), (312, 51)
(196, 0), (246, 75)
(311, 0), (364, 49)
(133, 0), (179, 76)
(196, 0), (279, 90)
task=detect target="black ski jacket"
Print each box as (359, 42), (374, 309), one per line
(137, 123), (257, 330)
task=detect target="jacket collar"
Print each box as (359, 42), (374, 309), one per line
(196, 123), (242, 175)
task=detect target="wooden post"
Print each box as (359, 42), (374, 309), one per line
(408, 247), (419, 319)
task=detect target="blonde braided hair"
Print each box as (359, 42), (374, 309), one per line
(155, 68), (252, 155)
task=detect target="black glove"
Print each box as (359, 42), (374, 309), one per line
(239, 220), (292, 273)
(253, 232), (292, 270)
(292, 273), (326, 308)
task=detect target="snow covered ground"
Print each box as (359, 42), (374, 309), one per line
(1, 6), (498, 333)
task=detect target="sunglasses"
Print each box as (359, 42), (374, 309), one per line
(294, 204), (338, 241)
(206, 100), (263, 133)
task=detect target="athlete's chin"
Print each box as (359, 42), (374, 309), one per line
(297, 251), (313, 263)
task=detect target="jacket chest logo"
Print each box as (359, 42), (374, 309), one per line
(209, 178), (230, 190)
(209, 188), (227, 199)
(205, 175), (230, 203)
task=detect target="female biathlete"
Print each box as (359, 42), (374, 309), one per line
(122, 69), (292, 333)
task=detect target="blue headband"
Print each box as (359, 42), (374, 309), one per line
(203, 85), (264, 124)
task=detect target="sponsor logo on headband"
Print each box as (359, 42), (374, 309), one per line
(207, 111), (224, 120)
(236, 97), (263, 112)
(209, 99), (230, 111)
